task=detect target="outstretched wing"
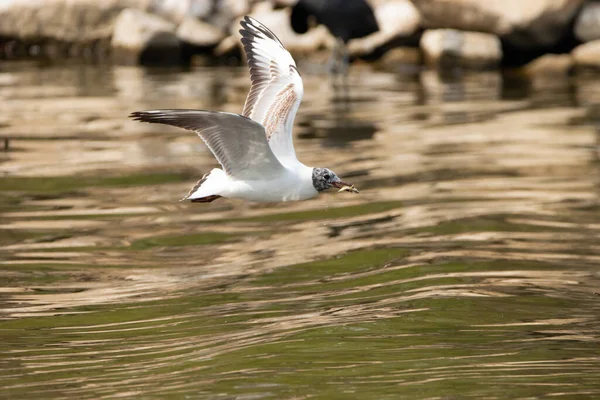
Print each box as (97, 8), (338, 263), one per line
(130, 110), (286, 180)
(239, 16), (304, 166)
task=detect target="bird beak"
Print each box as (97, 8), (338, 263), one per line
(332, 181), (359, 194)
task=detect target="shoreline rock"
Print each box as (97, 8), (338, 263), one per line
(348, 0), (421, 58)
(111, 9), (180, 65)
(574, 2), (600, 43)
(176, 17), (226, 48)
(572, 40), (600, 69)
(421, 29), (502, 69)
(523, 54), (574, 76)
(411, 0), (584, 49)
(0, 0), (598, 72)
(0, 0), (152, 43)
(221, 3), (335, 60)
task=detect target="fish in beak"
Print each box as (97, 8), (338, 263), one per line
(332, 181), (359, 194)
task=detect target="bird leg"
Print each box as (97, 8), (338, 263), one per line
(326, 45), (337, 75)
(338, 40), (349, 77)
(329, 37), (350, 92)
(328, 37), (345, 75)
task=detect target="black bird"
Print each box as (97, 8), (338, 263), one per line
(289, 0), (379, 74)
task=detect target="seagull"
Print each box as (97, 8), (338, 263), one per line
(130, 16), (359, 203)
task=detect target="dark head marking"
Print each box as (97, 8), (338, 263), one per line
(312, 167), (339, 192)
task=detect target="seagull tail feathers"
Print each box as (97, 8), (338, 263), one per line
(182, 168), (227, 203)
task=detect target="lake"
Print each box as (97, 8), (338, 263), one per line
(1, 61), (599, 399)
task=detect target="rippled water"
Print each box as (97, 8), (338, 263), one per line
(1, 61), (600, 399)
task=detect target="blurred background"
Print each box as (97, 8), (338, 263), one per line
(1, 1), (600, 399)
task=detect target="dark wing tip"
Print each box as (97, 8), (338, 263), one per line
(129, 111), (143, 119)
(129, 110), (167, 124)
(128, 110), (200, 128)
(129, 109), (260, 131)
(129, 110), (151, 122)
(238, 15), (284, 47)
(241, 15), (256, 30)
(239, 16), (252, 37)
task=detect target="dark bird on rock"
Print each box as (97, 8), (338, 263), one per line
(289, 0), (379, 74)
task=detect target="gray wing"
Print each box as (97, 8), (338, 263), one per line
(129, 110), (286, 180)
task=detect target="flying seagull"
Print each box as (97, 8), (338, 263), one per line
(130, 16), (358, 203)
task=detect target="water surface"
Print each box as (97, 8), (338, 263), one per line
(1, 62), (600, 399)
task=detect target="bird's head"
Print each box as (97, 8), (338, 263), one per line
(312, 168), (359, 194)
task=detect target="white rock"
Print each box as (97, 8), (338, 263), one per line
(572, 40), (600, 69)
(149, 0), (211, 23)
(349, 0), (421, 57)
(222, 3), (335, 57)
(177, 17), (225, 47)
(420, 29), (502, 69)
(208, 0), (252, 31)
(221, 0), (251, 18)
(374, 0), (421, 36)
(524, 54), (573, 76)
(411, 0), (584, 48)
(111, 8), (180, 65)
(0, 0), (151, 42)
(574, 2), (600, 43)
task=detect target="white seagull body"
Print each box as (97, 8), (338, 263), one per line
(130, 16), (358, 203)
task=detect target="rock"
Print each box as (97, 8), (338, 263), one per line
(410, 0), (583, 49)
(348, 0), (421, 58)
(220, 0), (251, 19)
(218, 3), (335, 58)
(271, 0), (297, 6)
(177, 17), (225, 47)
(149, 0), (212, 23)
(572, 40), (600, 69)
(0, 0), (151, 43)
(375, 47), (421, 69)
(111, 9), (180, 65)
(372, 0), (421, 37)
(574, 2), (600, 43)
(420, 29), (502, 69)
(208, 0), (252, 31)
(214, 35), (240, 57)
(524, 54), (573, 76)
(151, 0), (251, 33)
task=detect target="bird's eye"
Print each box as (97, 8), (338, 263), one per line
(323, 174), (330, 180)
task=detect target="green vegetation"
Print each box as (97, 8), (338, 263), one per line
(0, 172), (193, 193)
(412, 215), (568, 234)
(130, 232), (235, 249)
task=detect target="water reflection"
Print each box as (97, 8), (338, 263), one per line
(1, 63), (600, 399)
(297, 81), (378, 146)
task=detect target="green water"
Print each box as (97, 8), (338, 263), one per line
(0, 63), (599, 399)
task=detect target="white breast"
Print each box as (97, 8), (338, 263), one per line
(223, 164), (317, 202)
